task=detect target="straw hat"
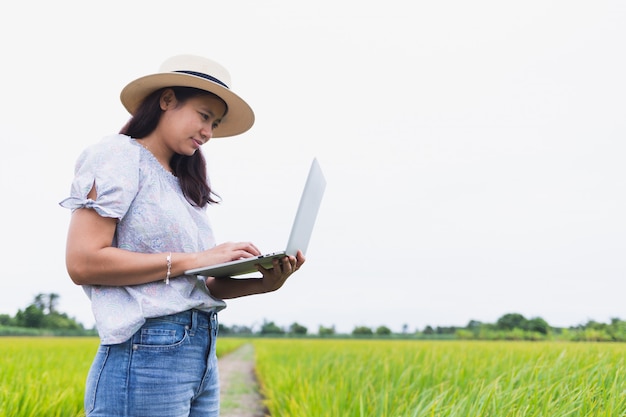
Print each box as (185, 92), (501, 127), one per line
(120, 54), (255, 138)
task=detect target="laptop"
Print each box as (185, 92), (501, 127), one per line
(185, 158), (326, 278)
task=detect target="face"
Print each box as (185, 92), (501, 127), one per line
(157, 90), (227, 156)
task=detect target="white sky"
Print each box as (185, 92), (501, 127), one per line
(0, 0), (624, 334)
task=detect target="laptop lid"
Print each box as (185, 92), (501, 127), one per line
(184, 158), (326, 277)
(285, 158), (326, 256)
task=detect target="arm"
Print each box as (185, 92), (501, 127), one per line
(65, 204), (262, 286)
(205, 251), (306, 299)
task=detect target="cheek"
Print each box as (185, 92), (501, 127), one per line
(171, 114), (195, 134)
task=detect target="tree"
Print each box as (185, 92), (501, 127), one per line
(352, 326), (373, 336)
(318, 325), (335, 336)
(48, 293), (60, 314)
(232, 325), (253, 334)
(42, 312), (83, 330)
(375, 326), (392, 336)
(3, 294), (90, 334)
(608, 318), (626, 341)
(466, 320), (482, 330)
(33, 293), (46, 312)
(0, 314), (15, 326)
(219, 323), (232, 334)
(436, 326), (457, 335)
(526, 317), (549, 335)
(223, 324), (253, 335)
(18, 305), (45, 328)
(496, 313), (527, 331)
(289, 322), (308, 335)
(30, 293), (60, 314)
(260, 321), (284, 335)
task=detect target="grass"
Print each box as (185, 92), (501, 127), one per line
(2, 337), (625, 416)
(0, 336), (245, 417)
(252, 339), (626, 417)
(0, 337), (97, 417)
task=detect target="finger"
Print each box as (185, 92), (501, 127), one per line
(246, 242), (261, 255)
(235, 242), (261, 258)
(280, 256), (297, 274)
(287, 256), (297, 271)
(295, 251), (306, 265)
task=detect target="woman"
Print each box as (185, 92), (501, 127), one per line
(60, 54), (304, 417)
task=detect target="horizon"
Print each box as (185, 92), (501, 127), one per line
(1, 1), (624, 335)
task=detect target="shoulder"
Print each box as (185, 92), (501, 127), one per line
(89, 134), (137, 155)
(62, 134), (141, 217)
(70, 134), (142, 191)
(77, 134), (139, 167)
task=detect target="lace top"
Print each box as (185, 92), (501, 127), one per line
(60, 134), (226, 344)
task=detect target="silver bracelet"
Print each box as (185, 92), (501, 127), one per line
(165, 252), (172, 285)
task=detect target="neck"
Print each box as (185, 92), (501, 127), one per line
(138, 138), (174, 174)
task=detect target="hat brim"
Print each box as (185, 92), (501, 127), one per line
(120, 72), (255, 138)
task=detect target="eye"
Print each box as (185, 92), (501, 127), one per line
(199, 112), (210, 121)
(212, 122), (220, 130)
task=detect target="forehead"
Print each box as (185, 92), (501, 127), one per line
(190, 94), (227, 114)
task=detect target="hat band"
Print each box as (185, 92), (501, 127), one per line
(174, 70), (229, 89)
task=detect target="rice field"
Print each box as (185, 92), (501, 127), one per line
(0, 338), (95, 417)
(1, 337), (625, 416)
(253, 339), (626, 417)
(0, 337), (244, 417)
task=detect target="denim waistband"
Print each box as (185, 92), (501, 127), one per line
(146, 309), (218, 330)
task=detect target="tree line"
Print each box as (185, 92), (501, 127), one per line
(0, 293), (95, 336)
(221, 313), (626, 342)
(454, 313), (626, 342)
(3, 295), (626, 342)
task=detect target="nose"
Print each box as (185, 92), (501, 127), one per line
(200, 128), (212, 143)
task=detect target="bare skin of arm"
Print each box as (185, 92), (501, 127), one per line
(65, 188), (305, 298)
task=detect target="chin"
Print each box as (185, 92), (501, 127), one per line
(180, 148), (198, 157)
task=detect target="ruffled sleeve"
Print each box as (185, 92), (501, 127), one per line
(59, 134), (140, 220)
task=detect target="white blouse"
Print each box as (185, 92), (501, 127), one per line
(60, 134), (226, 344)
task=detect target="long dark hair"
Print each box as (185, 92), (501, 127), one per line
(119, 87), (221, 207)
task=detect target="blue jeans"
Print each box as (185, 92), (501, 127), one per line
(85, 310), (220, 417)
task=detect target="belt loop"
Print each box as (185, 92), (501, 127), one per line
(190, 310), (198, 336)
(211, 311), (218, 330)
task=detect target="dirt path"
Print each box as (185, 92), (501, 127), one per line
(218, 343), (268, 417)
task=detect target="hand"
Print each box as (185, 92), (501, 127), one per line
(198, 241), (261, 266)
(256, 250), (306, 293)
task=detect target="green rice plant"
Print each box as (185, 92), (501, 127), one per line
(0, 337), (98, 417)
(253, 339), (626, 417)
(216, 337), (248, 357)
(0, 336), (245, 417)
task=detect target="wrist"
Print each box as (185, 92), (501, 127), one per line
(165, 252), (172, 284)
(170, 252), (199, 277)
